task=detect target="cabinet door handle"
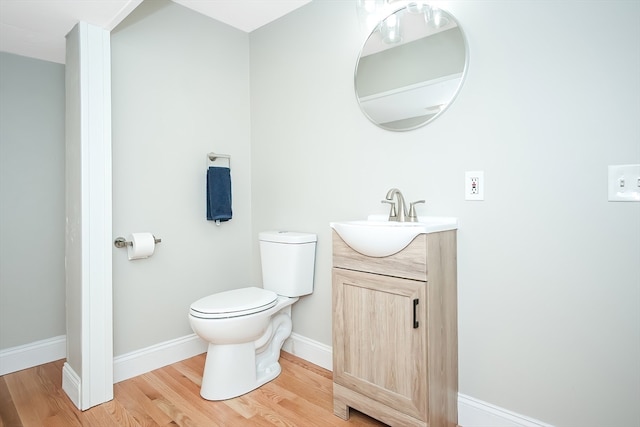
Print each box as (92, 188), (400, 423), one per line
(413, 298), (419, 328)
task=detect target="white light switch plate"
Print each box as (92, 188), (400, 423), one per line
(608, 164), (640, 202)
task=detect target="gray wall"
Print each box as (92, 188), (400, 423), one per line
(250, 1), (639, 426)
(110, 0), (252, 356)
(357, 28), (465, 96)
(1, 0), (639, 425)
(0, 52), (65, 350)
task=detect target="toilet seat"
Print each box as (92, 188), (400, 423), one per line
(190, 287), (278, 319)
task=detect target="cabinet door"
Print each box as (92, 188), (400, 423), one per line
(333, 268), (427, 421)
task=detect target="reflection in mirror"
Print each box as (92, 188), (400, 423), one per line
(355, 3), (468, 131)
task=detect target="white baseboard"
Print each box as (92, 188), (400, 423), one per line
(0, 335), (66, 375)
(283, 332), (333, 370)
(458, 394), (554, 427)
(111, 332), (329, 385)
(113, 333), (207, 383)
(62, 362), (82, 408)
(1, 333), (551, 427)
(281, 335), (553, 427)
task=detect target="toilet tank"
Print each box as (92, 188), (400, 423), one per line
(259, 231), (317, 297)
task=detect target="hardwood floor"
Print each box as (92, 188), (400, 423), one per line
(0, 351), (387, 427)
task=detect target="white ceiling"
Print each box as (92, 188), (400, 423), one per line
(0, 0), (312, 64)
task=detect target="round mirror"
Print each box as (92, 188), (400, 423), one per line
(354, 3), (468, 131)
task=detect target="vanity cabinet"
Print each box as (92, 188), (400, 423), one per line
(332, 230), (457, 427)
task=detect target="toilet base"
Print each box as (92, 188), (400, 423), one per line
(199, 312), (292, 401)
(199, 342), (282, 400)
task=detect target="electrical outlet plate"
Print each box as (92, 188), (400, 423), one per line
(608, 164), (640, 202)
(465, 171), (484, 201)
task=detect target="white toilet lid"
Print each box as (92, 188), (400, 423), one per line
(190, 287), (278, 319)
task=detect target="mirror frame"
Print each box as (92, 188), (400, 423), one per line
(354, 4), (469, 132)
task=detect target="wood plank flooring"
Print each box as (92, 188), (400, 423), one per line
(0, 351), (387, 427)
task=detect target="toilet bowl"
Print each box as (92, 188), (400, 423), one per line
(188, 231), (317, 401)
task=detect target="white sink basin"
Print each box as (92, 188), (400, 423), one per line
(330, 215), (457, 257)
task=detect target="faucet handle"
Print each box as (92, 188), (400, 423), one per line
(408, 200), (425, 222)
(381, 200), (397, 221)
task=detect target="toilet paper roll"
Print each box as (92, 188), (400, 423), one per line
(127, 232), (156, 260)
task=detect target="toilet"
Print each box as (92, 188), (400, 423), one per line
(188, 230), (317, 401)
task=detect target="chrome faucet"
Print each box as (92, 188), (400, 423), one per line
(383, 188), (425, 222)
(384, 188), (407, 222)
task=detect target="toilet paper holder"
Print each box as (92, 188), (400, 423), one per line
(114, 236), (162, 249)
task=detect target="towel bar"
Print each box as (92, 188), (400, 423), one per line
(207, 152), (231, 168)
(114, 236), (162, 249)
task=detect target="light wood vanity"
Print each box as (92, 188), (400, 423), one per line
(332, 229), (458, 427)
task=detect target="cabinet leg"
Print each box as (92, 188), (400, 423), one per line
(333, 397), (350, 420)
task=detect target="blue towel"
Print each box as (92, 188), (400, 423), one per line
(207, 167), (232, 222)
